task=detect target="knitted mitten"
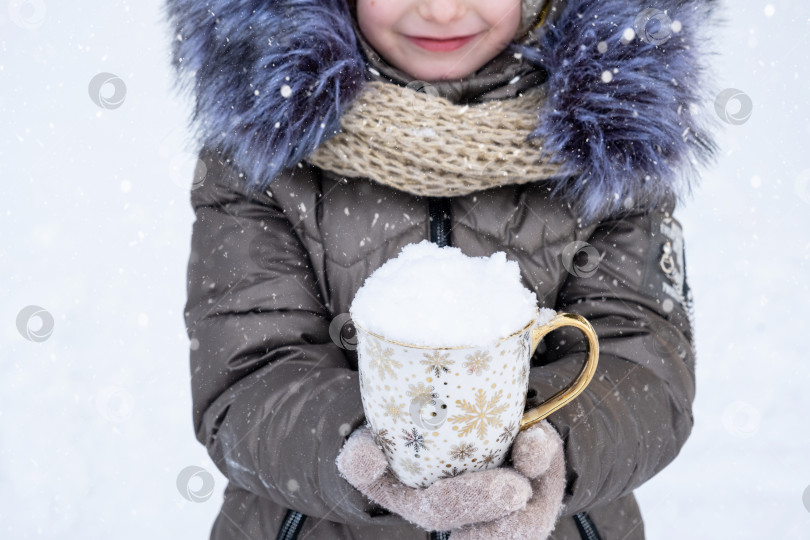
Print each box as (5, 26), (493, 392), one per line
(336, 425), (533, 532)
(450, 420), (567, 540)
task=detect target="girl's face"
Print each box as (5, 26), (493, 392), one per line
(356, 0), (522, 81)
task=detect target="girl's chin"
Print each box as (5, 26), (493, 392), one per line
(394, 51), (477, 80)
(401, 66), (471, 81)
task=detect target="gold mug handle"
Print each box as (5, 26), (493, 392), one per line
(519, 313), (600, 431)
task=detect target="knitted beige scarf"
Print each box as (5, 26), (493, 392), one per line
(306, 80), (568, 197)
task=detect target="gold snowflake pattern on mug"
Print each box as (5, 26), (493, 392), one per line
(373, 427), (396, 458)
(475, 449), (499, 469)
(401, 458), (423, 475)
(512, 331), (531, 362)
(463, 350), (492, 375)
(365, 338), (401, 380)
(381, 396), (408, 423)
(406, 382), (438, 404)
(420, 350), (454, 378)
(441, 466), (463, 479)
(496, 421), (517, 444)
(449, 388), (508, 438)
(352, 306), (587, 488)
(449, 441), (478, 461)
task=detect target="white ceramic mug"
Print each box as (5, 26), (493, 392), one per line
(353, 307), (599, 488)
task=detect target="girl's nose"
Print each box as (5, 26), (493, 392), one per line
(416, 0), (467, 26)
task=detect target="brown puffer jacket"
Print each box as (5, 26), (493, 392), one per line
(180, 3), (704, 540)
(186, 142), (695, 539)
(184, 143), (695, 540)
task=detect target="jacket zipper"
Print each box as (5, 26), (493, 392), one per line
(573, 511), (603, 540)
(426, 199), (609, 540)
(428, 198), (452, 248)
(276, 509), (307, 540)
(427, 197), (452, 540)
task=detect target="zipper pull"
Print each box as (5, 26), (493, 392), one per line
(659, 240), (676, 280)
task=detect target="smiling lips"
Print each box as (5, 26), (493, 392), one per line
(405, 32), (480, 52)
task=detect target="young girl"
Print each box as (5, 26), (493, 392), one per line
(166, 0), (720, 538)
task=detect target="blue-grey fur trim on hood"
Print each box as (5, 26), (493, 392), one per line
(163, 0), (723, 222)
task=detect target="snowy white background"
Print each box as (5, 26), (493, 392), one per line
(2, 0), (809, 538)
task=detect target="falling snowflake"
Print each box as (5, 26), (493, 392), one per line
(496, 421), (517, 444)
(449, 388), (508, 438)
(373, 428), (396, 456)
(420, 350), (454, 377)
(449, 441), (478, 461)
(381, 397), (408, 424)
(401, 427), (430, 453)
(406, 382), (438, 405)
(463, 350), (492, 375)
(475, 449), (499, 469)
(365, 340), (401, 380)
(401, 458), (423, 475)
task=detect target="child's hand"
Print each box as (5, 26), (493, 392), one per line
(335, 425), (533, 532)
(449, 420), (567, 540)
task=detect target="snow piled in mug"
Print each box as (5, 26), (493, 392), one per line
(349, 240), (545, 347)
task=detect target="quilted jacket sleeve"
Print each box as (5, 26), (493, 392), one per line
(527, 196), (696, 517)
(183, 146), (402, 526)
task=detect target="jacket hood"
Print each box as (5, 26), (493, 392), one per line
(165, 0), (722, 221)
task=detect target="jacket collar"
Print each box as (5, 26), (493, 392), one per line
(166, 0), (721, 222)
